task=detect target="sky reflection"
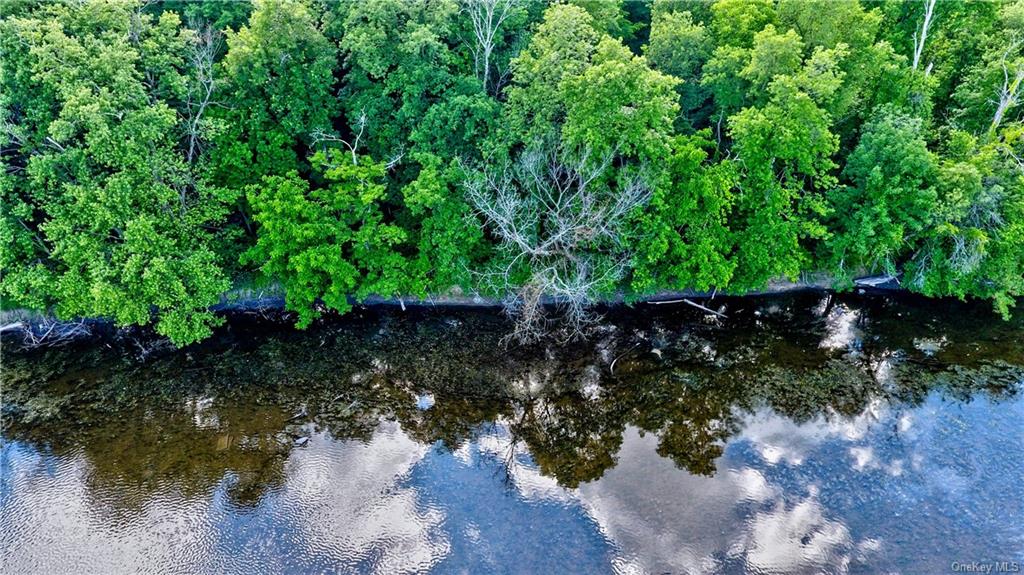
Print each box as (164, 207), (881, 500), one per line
(4, 390), (1022, 574)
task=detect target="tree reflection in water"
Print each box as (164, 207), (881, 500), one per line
(3, 293), (1022, 511)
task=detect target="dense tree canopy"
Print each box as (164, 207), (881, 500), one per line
(2, 0), (1023, 344)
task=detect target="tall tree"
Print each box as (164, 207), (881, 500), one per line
(724, 28), (847, 287)
(212, 0), (337, 188)
(645, 8), (714, 130)
(503, 3), (601, 147)
(630, 133), (738, 294)
(0, 1), (233, 344)
(908, 128), (1024, 316)
(952, 1), (1024, 136)
(335, 0), (464, 159)
(462, 0), (523, 95)
(472, 4), (679, 338)
(243, 149), (409, 327)
(828, 105), (938, 278)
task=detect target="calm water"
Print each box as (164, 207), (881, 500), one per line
(2, 293), (1023, 574)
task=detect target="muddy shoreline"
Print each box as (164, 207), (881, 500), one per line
(0, 275), (904, 348)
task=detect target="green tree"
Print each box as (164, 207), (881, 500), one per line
(729, 82), (837, 287)
(470, 5), (682, 339)
(951, 1), (1024, 136)
(631, 132), (738, 293)
(335, 0), (465, 158)
(645, 8), (714, 129)
(717, 28), (846, 287)
(562, 37), (680, 162)
(154, 0), (253, 32)
(243, 150), (409, 327)
(211, 0), (337, 188)
(503, 3), (601, 147)
(908, 127), (1024, 317)
(568, 0), (636, 41)
(710, 0), (776, 48)
(828, 105), (938, 278)
(0, 1), (232, 344)
(401, 153), (487, 292)
(878, 0), (1002, 120)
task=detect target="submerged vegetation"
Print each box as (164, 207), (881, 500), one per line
(2, 0), (1023, 345)
(4, 294), (1023, 489)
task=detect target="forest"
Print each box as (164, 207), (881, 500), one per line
(2, 0), (1023, 345)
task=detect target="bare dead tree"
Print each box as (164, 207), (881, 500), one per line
(907, 246), (932, 290)
(988, 37), (1023, 137)
(966, 186), (1005, 230)
(463, 0), (516, 95)
(911, 182), (1006, 284)
(911, 0), (937, 73)
(466, 145), (651, 343)
(183, 20), (223, 166)
(311, 109), (367, 166)
(312, 111), (407, 171)
(385, 144), (406, 171)
(1001, 142), (1024, 174)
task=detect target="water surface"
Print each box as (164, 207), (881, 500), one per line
(2, 293), (1022, 574)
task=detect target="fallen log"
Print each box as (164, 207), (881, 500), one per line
(649, 298), (728, 318)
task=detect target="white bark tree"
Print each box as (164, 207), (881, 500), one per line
(466, 146), (651, 342)
(989, 38), (1024, 137)
(183, 21), (223, 166)
(911, 0), (937, 73)
(463, 0), (517, 95)
(311, 109), (367, 166)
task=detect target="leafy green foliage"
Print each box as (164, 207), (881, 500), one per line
(1, 1), (232, 345)
(710, 0), (775, 48)
(244, 151), (408, 327)
(212, 0), (337, 187)
(631, 133), (737, 293)
(568, 0), (637, 40)
(153, 0), (253, 31)
(401, 153), (486, 291)
(828, 106), (937, 277)
(561, 37), (680, 161)
(907, 127), (1024, 316)
(502, 4), (601, 145)
(2, 0), (1023, 346)
(645, 8), (713, 129)
(722, 29), (844, 287)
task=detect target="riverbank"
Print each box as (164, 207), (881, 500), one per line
(0, 273), (902, 348)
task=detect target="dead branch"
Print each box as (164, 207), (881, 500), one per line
(311, 109), (367, 166)
(12, 318), (91, 349)
(183, 20), (223, 166)
(649, 298), (728, 318)
(988, 37), (1023, 137)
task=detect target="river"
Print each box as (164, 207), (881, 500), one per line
(2, 293), (1022, 574)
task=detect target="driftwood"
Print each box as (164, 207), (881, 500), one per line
(649, 298), (728, 318)
(854, 275), (906, 292)
(3, 318), (91, 349)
